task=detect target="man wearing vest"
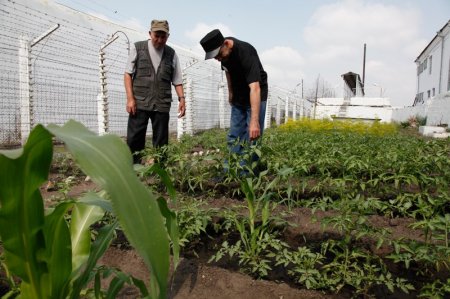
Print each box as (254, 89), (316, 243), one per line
(200, 29), (268, 175)
(124, 19), (186, 164)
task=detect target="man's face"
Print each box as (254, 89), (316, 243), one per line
(150, 31), (169, 49)
(214, 44), (231, 62)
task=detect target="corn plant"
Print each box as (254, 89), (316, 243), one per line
(210, 174), (288, 277)
(0, 121), (180, 299)
(0, 253), (19, 298)
(0, 125), (115, 298)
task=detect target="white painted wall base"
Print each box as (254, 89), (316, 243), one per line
(419, 126), (450, 138)
(392, 92), (450, 125)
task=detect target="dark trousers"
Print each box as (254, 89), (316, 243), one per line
(127, 110), (170, 164)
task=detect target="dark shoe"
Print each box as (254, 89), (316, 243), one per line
(211, 175), (224, 184)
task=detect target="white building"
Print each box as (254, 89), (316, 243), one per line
(314, 72), (393, 123)
(315, 20), (450, 126)
(392, 19), (450, 127)
(413, 20), (450, 106)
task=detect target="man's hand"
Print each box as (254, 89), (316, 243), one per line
(126, 97), (136, 115)
(178, 98), (186, 118)
(249, 119), (261, 140)
(124, 73), (136, 115)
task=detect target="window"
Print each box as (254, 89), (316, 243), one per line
(429, 56), (432, 74)
(427, 90), (430, 98)
(424, 58), (427, 70)
(432, 88), (435, 96)
(416, 92), (424, 104)
(418, 62), (424, 75)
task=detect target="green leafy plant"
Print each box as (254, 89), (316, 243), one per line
(0, 125), (116, 298)
(314, 195), (414, 296)
(320, 239), (414, 296)
(274, 246), (325, 289)
(387, 214), (450, 275)
(175, 198), (214, 249)
(419, 278), (450, 298)
(0, 121), (180, 299)
(210, 174), (287, 277)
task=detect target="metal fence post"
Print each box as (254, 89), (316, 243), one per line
(19, 35), (32, 145)
(292, 94), (297, 121)
(285, 95), (289, 123)
(185, 77), (194, 135)
(300, 97), (304, 119)
(276, 96), (281, 126)
(98, 49), (108, 135)
(177, 72), (187, 139)
(218, 81), (226, 128)
(264, 92), (271, 129)
(19, 24), (59, 145)
(98, 34), (119, 135)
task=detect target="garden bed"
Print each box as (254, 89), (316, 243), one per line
(40, 182), (446, 299)
(1, 120), (449, 298)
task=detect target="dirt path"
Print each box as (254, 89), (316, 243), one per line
(100, 247), (345, 299)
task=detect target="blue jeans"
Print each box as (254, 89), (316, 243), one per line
(226, 101), (267, 170)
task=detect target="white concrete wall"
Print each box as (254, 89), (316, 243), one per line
(391, 92), (450, 125)
(350, 97), (391, 107)
(345, 106), (392, 121)
(391, 106), (427, 123)
(318, 97), (391, 106)
(315, 97), (393, 122)
(317, 98), (345, 105)
(314, 106), (340, 119)
(316, 93), (450, 126)
(315, 103), (393, 122)
(426, 94), (450, 125)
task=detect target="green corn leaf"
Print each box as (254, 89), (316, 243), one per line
(78, 191), (114, 213)
(146, 164), (177, 202)
(43, 202), (73, 299)
(70, 203), (105, 274)
(106, 275), (128, 299)
(0, 124), (53, 299)
(47, 120), (170, 299)
(131, 276), (149, 297)
(156, 197), (180, 270)
(70, 222), (118, 299)
(94, 271), (101, 298)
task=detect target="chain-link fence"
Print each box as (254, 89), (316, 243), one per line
(0, 0), (304, 148)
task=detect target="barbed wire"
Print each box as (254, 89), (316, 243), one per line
(0, 0), (302, 147)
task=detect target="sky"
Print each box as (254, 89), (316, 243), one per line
(56, 0), (450, 107)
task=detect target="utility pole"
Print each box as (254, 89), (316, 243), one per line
(362, 43), (366, 88)
(313, 76), (319, 119)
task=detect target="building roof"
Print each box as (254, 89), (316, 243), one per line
(341, 71), (365, 96)
(415, 19), (450, 62)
